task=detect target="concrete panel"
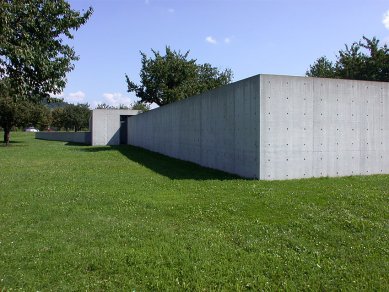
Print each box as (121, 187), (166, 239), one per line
(128, 76), (260, 178)
(259, 75), (315, 179)
(260, 75), (389, 180)
(36, 131), (91, 144)
(91, 109), (139, 146)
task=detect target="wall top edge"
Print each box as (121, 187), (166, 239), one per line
(132, 73), (389, 117)
(258, 73), (389, 85)
(133, 75), (262, 117)
(92, 109), (140, 114)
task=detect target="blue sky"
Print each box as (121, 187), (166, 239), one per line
(61, 0), (389, 108)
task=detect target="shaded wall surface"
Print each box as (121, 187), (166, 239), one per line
(128, 74), (389, 180)
(36, 131), (91, 144)
(128, 76), (260, 178)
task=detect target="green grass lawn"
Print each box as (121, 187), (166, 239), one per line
(1, 132), (388, 290)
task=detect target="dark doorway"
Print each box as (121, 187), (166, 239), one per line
(120, 115), (129, 144)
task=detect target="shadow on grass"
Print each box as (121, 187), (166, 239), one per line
(71, 143), (241, 181)
(1, 140), (27, 147)
(65, 142), (90, 146)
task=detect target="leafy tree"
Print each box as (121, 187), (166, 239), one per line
(0, 0), (92, 143)
(52, 103), (90, 132)
(1, 85), (51, 144)
(24, 102), (51, 131)
(95, 102), (150, 113)
(126, 47), (233, 106)
(63, 103), (90, 132)
(306, 36), (389, 81)
(118, 104), (129, 110)
(51, 107), (62, 129)
(0, 96), (25, 145)
(96, 103), (115, 109)
(131, 101), (150, 113)
(306, 57), (337, 78)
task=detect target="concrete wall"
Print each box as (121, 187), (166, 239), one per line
(128, 76), (260, 178)
(91, 109), (139, 146)
(36, 131), (91, 144)
(259, 75), (389, 180)
(127, 74), (389, 180)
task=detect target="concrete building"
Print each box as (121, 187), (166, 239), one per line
(127, 74), (389, 180)
(90, 109), (139, 146)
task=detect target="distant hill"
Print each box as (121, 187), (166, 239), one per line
(42, 99), (71, 109)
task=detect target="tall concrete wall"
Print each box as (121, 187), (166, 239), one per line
(128, 74), (389, 180)
(128, 76), (260, 178)
(259, 75), (389, 180)
(91, 109), (139, 146)
(36, 131), (91, 144)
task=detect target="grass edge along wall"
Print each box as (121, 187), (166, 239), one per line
(127, 74), (389, 180)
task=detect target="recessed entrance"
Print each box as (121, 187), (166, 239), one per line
(120, 115), (129, 144)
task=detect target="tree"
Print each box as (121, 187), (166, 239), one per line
(95, 102), (150, 112)
(51, 107), (65, 130)
(126, 47), (233, 106)
(52, 103), (90, 132)
(131, 101), (150, 113)
(63, 103), (90, 132)
(23, 102), (51, 131)
(306, 57), (337, 78)
(0, 95), (26, 145)
(1, 88), (51, 144)
(96, 103), (115, 109)
(0, 0), (92, 144)
(118, 104), (129, 110)
(306, 36), (389, 82)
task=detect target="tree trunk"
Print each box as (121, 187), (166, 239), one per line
(4, 128), (10, 146)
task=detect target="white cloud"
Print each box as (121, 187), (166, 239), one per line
(205, 36), (233, 45)
(205, 36), (217, 44)
(49, 92), (64, 99)
(384, 10), (389, 30)
(101, 92), (135, 107)
(64, 91), (85, 103)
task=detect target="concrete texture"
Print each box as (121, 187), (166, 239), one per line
(36, 131), (91, 144)
(127, 74), (389, 180)
(128, 76), (260, 178)
(259, 75), (389, 180)
(91, 109), (139, 146)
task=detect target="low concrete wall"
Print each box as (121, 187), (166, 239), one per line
(36, 131), (91, 144)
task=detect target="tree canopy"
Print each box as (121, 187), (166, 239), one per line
(0, 0), (93, 103)
(0, 0), (92, 144)
(306, 36), (389, 82)
(0, 85), (51, 144)
(96, 102), (150, 112)
(126, 47), (233, 106)
(51, 103), (90, 132)
(130, 101), (150, 113)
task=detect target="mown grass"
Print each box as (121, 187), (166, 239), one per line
(0, 132), (388, 290)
